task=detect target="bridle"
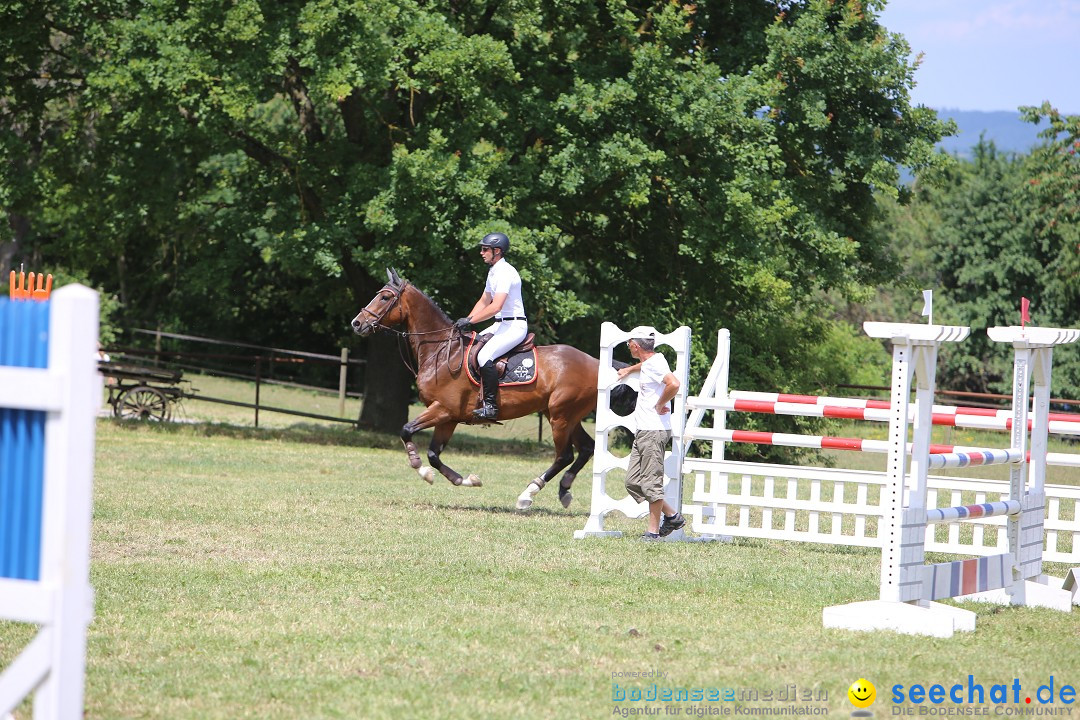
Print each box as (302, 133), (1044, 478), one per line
(360, 281), (466, 377)
(357, 282), (407, 330)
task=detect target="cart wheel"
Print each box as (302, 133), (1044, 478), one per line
(118, 386), (171, 421)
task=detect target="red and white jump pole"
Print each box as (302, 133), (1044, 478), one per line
(688, 393), (1080, 435)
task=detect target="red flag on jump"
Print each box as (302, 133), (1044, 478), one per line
(1020, 297), (1030, 327)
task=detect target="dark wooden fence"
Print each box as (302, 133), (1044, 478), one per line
(106, 328), (365, 427)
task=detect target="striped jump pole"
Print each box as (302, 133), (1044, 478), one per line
(925, 555), (1012, 603)
(690, 394), (1080, 435)
(730, 389), (1080, 425)
(687, 427), (1080, 468)
(0, 284), (100, 720)
(926, 500), (1021, 525)
(926, 449), (1024, 470)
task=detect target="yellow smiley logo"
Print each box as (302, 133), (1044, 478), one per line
(848, 678), (876, 708)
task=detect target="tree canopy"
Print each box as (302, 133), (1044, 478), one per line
(2, 0), (952, 434)
(877, 106), (1080, 398)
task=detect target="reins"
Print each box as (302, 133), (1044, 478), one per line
(375, 324), (465, 379)
(363, 281), (467, 378)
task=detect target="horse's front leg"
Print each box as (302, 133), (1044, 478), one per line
(400, 404), (481, 487)
(400, 403), (449, 483)
(426, 422), (479, 487)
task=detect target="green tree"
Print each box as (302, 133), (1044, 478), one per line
(915, 140), (1039, 390)
(884, 111), (1080, 399)
(2, 0), (951, 438)
(1019, 104), (1080, 395)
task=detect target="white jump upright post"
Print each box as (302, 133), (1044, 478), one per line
(0, 284), (100, 719)
(823, 321), (977, 636)
(681, 330), (730, 538)
(575, 322), (691, 539)
(977, 325), (1080, 607)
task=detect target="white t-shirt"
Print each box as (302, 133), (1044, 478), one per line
(634, 352), (674, 431)
(484, 258), (526, 319)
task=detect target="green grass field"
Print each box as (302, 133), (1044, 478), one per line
(3, 381), (1080, 719)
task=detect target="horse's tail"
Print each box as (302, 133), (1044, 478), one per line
(609, 360), (639, 416)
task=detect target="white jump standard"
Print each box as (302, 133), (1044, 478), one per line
(0, 285), (101, 720)
(822, 322), (1078, 637)
(574, 322), (692, 540)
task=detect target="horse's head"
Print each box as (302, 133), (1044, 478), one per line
(351, 268), (410, 336)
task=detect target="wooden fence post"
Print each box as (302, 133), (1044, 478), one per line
(338, 348), (349, 417)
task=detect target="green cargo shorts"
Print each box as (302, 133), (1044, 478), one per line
(624, 430), (671, 504)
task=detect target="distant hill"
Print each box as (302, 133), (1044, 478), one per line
(934, 109), (1047, 158)
(896, 109), (1050, 183)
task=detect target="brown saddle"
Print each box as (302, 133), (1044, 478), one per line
(466, 332), (537, 384)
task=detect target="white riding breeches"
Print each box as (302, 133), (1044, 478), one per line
(477, 319), (528, 366)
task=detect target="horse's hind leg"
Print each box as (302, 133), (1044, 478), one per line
(517, 417), (575, 510)
(557, 423), (595, 509)
(426, 422), (479, 487)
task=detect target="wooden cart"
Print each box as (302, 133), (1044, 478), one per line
(98, 362), (190, 421)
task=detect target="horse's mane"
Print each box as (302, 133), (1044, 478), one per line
(396, 277), (453, 326)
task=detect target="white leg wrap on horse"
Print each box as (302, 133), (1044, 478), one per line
(417, 466), (435, 485)
(516, 480), (543, 510)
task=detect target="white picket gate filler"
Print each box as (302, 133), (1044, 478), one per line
(574, 322), (691, 540)
(0, 285), (100, 719)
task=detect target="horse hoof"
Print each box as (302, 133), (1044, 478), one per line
(418, 466), (435, 485)
(516, 494), (534, 510)
(461, 474), (482, 487)
(559, 491), (572, 509)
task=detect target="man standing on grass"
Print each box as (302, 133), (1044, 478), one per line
(616, 332), (685, 541)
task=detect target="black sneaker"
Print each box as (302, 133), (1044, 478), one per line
(658, 512), (686, 537)
(640, 532), (661, 541)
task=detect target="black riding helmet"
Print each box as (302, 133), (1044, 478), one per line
(479, 232), (510, 254)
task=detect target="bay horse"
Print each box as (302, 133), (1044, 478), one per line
(351, 268), (607, 510)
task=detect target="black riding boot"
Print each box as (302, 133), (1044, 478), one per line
(473, 361), (499, 421)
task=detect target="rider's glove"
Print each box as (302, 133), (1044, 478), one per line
(453, 317), (472, 331)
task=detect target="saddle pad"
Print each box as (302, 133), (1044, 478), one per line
(465, 336), (539, 387)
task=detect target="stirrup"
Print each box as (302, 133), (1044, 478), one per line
(472, 404), (498, 421)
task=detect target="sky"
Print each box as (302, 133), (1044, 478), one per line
(875, 0), (1080, 115)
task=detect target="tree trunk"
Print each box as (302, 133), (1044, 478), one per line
(358, 332), (414, 433)
(347, 261), (414, 434)
(2, 213), (31, 272)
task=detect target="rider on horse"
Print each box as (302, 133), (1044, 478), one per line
(453, 232), (527, 421)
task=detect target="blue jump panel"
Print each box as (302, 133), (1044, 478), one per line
(0, 297), (49, 581)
